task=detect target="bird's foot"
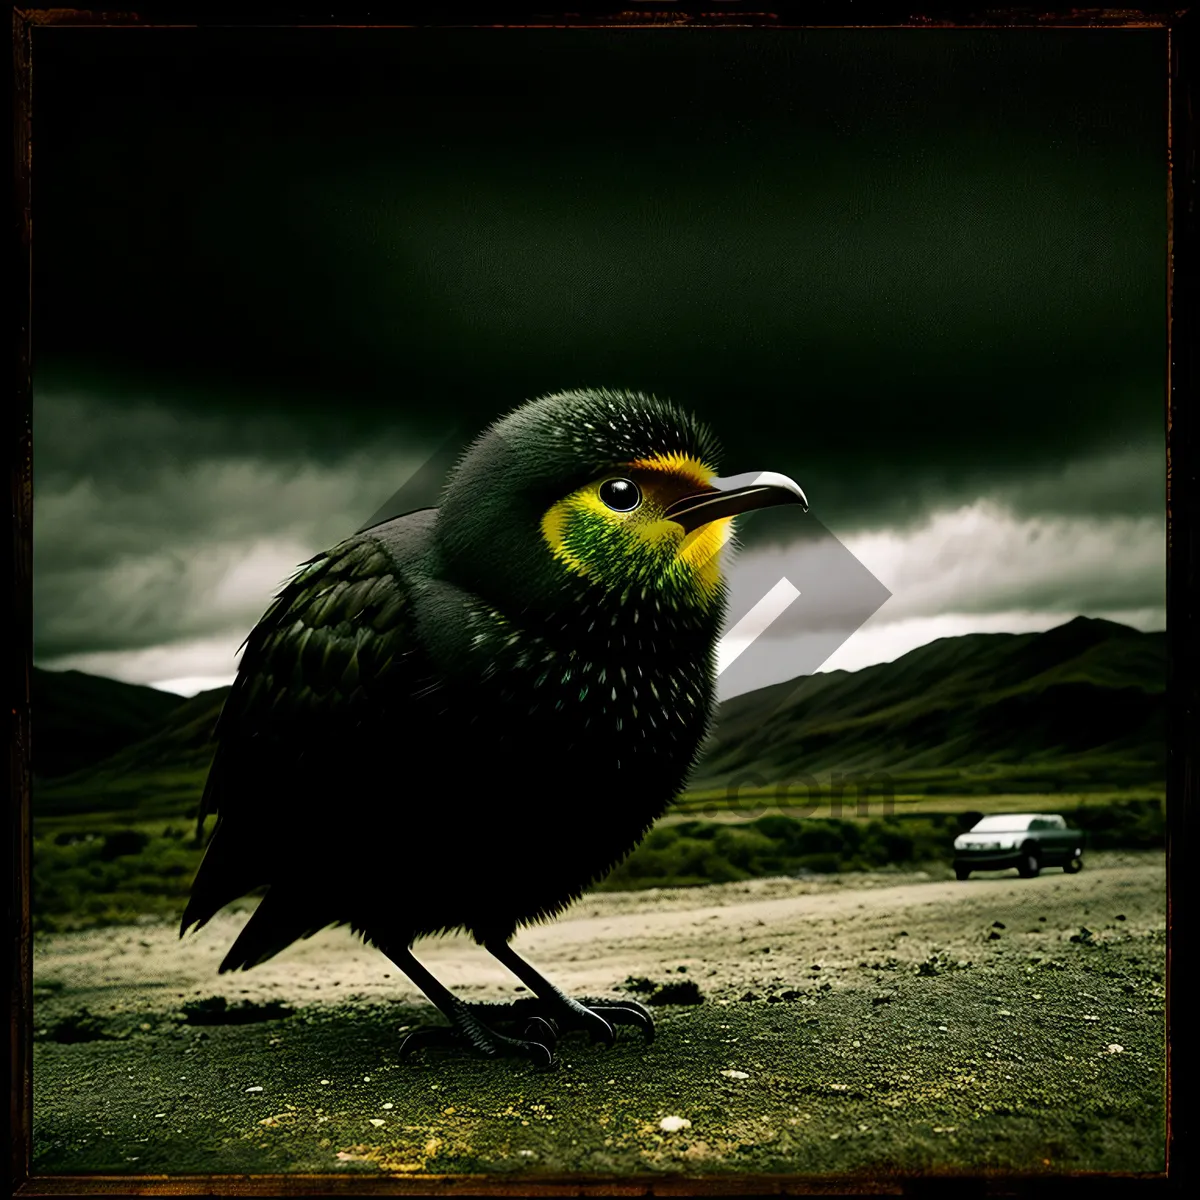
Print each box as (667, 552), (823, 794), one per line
(468, 994), (656, 1048)
(398, 1002), (557, 1066)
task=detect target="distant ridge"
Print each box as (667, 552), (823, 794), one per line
(32, 616), (1165, 819)
(690, 616), (1164, 794)
(31, 667), (189, 780)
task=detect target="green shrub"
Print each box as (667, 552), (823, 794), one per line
(32, 821), (205, 931)
(1071, 797), (1163, 849)
(99, 829), (150, 861)
(793, 852), (841, 873)
(712, 827), (778, 871)
(33, 798), (1166, 927)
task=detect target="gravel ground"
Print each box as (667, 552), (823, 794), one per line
(30, 851), (1166, 1180)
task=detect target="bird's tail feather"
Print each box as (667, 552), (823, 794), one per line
(179, 816), (274, 939)
(217, 887), (327, 973)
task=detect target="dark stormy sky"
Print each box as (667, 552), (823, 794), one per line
(31, 26), (1168, 697)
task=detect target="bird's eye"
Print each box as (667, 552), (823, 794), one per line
(598, 478), (642, 513)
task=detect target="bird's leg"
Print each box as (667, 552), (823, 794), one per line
(379, 943), (557, 1065)
(483, 939), (655, 1046)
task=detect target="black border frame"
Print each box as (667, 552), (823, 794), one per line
(8, 5), (1194, 1195)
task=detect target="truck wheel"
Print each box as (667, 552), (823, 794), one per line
(1017, 845), (1041, 878)
(955, 866), (971, 881)
(1063, 855), (1084, 874)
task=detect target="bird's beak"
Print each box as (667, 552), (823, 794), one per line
(662, 471), (809, 534)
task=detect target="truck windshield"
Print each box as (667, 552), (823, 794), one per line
(970, 816), (1034, 833)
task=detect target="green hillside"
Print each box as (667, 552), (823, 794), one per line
(32, 617), (1165, 826)
(31, 667), (189, 780)
(688, 616), (1165, 799)
(33, 685), (230, 820)
(29, 619), (1166, 930)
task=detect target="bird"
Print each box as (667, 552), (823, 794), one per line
(180, 387), (808, 1065)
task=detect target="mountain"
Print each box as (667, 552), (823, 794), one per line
(32, 617), (1166, 820)
(32, 682), (231, 820)
(691, 616), (1165, 794)
(80, 685), (233, 777)
(31, 667), (190, 780)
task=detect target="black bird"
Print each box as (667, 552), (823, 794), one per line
(181, 388), (808, 1064)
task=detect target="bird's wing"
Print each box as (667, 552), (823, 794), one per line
(199, 533), (417, 824)
(182, 532), (426, 935)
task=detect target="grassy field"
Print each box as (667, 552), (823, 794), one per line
(29, 620), (1165, 930)
(30, 792), (1165, 932)
(32, 815), (203, 932)
(674, 782), (1166, 818)
(33, 764), (212, 823)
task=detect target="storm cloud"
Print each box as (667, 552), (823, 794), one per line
(30, 26), (1168, 696)
(33, 389), (1165, 698)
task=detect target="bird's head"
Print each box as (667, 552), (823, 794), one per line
(433, 388), (807, 629)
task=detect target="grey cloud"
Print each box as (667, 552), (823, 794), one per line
(709, 439), (1165, 700)
(727, 504), (1163, 655)
(32, 388), (1166, 677)
(33, 390), (436, 661)
(986, 439), (1165, 521)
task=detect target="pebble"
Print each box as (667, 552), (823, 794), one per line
(382, 1103), (394, 1110)
(659, 1116), (692, 1133)
(720, 1070), (750, 1080)
(369, 1118), (385, 1127)
(1107, 1044), (1125, 1054)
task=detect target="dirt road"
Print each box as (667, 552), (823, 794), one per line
(31, 852), (1166, 1180)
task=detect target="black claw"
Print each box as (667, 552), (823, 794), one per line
(398, 1013), (558, 1066)
(530, 995), (651, 1045)
(588, 1004), (656, 1043)
(398, 1024), (459, 1058)
(423, 994), (655, 1056)
(522, 1015), (559, 1049)
(573, 996), (656, 1039)
(591, 1014), (617, 1047)
(522, 1036), (558, 1068)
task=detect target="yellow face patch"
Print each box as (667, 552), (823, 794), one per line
(677, 515), (734, 595)
(539, 487), (616, 576)
(539, 452), (731, 605)
(628, 452), (715, 490)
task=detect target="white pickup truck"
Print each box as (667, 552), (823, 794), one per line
(953, 813), (1085, 881)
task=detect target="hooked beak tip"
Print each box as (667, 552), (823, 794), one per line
(663, 470), (809, 532)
